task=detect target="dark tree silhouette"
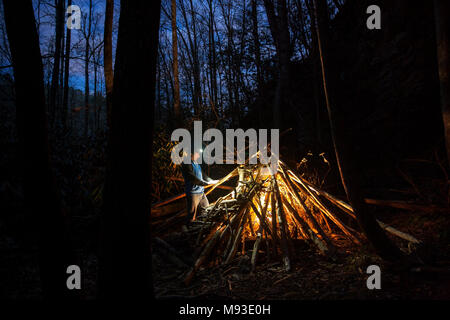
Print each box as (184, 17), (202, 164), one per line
(83, 0), (93, 137)
(98, 0), (161, 299)
(263, 0), (291, 129)
(312, 0), (403, 261)
(434, 0), (450, 165)
(49, 0), (65, 127)
(2, 0), (73, 298)
(171, 0), (182, 125)
(104, 0), (114, 128)
(62, 0), (72, 128)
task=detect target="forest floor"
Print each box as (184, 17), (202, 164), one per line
(1, 183), (450, 300)
(152, 207), (450, 300)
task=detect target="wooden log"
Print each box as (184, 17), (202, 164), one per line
(288, 167), (422, 244)
(221, 182), (262, 261)
(247, 213), (256, 238)
(151, 202), (185, 218)
(251, 177), (271, 263)
(152, 209), (187, 232)
(195, 197), (226, 244)
(251, 231), (262, 272)
(273, 175), (291, 272)
(249, 201), (274, 238)
(205, 168), (238, 196)
(364, 198), (447, 214)
(224, 210), (248, 264)
(222, 207), (247, 260)
(284, 165), (360, 243)
(281, 194), (330, 255)
(301, 180), (356, 219)
(184, 224), (225, 285)
(279, 166), (334, 253)
(377, 220), (422, 244)
(241, 231), (247, 255)
(153, 237), (189, 268)
(152, 192), (187, 209)
(280, 181), (331, 233)
(270, 187), (279, 255)
(152, 168), (237, 209)
(258, 186), (273, 262)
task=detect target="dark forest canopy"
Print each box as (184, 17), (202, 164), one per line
(0, 0), (342, 132)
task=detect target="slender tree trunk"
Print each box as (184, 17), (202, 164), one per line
(208, 0), (218, 112)
(189, 0), (201, 116)
(62, 0), (72, 129)
(263, 0), (291, 129)
(307, 0), (322, 144)
(252, 0), (263, 126)
(49, 0), (64, 127)
(156, 56), (162, 122)
(58, 1), (65, 117)
(312, 0), (403, 261)
(84, 0), (92, 138)
(93, 55), (97, 133)
(179, 0), (200, 116)
(191, 3), (201, 116)
(434, 0), (450, 165)
(171, 0), (182, 125)
(98, 0), (161, 300)
(3, 0), (74, 298)
(96, 50), (102, 131)
(104, 0), (114, 128)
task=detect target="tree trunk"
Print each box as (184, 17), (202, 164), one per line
(49, 0), (65, 127)
(98, 0), (161, 300)
(434, 0), (450, 165)
(189, 0), (201, 117)
(93, 54), (97, 132)
(208, 0), (218, 113)
(252, 0), (263, 126)
(312, 0), (403, 261)
(62, 0), (72, 129)
(84, 0), (92, 138)
(263, 0), (291, 129)
(307, 0), (322, 144)
(104, 0), (114, 128)
(171, 0), (182, 125)
(179, 0), (201, 116)
(2, 0), (74, 298)
(58, 1), (65, 117)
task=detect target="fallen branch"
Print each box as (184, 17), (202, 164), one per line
(364, 198), (447, 214)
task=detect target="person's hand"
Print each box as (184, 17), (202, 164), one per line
(209, 179), (219, 185)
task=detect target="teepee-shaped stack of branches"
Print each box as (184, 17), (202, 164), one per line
(181, 160), (421, 285)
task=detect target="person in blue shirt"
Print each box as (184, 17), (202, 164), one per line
(180, 146), (218, 229)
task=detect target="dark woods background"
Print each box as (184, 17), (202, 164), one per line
(0, 0), (449, 300)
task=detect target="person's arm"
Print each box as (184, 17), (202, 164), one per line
(201, 167), (212, 182)
(181, 163), (209, 186)
(201, 167), (219, 185)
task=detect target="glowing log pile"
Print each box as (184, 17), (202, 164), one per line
(151, 160), (422, 285)
(183, 161), (362, 285)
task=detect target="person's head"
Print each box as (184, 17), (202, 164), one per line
(191, 147), (202, 161)
(190, 142), (203, 162)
